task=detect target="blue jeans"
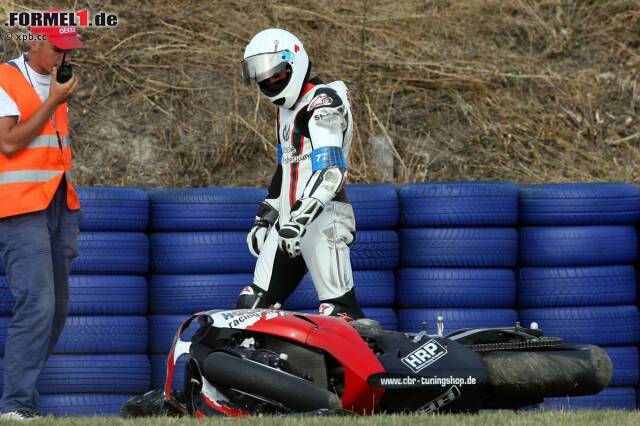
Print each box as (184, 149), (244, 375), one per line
(0, 180), (80, 413)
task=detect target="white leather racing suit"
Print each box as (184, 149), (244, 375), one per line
(245, 78), (362, 317)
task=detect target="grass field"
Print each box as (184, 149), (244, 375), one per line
(8, 411), (640, 426)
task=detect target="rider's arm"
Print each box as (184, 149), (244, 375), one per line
(288, 88), (349, 225)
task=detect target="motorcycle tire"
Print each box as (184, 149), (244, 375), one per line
(518, 183), (640, 226)
(482, 345), (612, 401)
(199, 351), (342, 412)
(398, 182), (518, 227)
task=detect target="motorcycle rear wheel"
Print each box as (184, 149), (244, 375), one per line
(483, 345), (612, 401)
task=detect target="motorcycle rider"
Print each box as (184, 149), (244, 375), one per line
(235, 28), (364, 320)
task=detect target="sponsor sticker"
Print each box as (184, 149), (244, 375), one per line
(209, 309), (286, 330)
(318, 303), (335, 316)
(368, 374), (476, 389)
(308, 93), (333, 111)
(239, 286), (254, 296)
(401, 339), (447, 373)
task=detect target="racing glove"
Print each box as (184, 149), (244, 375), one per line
(278, 197), (324, 258)
(247, 201), (279, 258)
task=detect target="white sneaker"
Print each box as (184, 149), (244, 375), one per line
(0, 410), (40, 421)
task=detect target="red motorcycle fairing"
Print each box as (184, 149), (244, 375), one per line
(164, 309), (386, 414)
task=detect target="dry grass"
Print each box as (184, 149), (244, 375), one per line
(1, 0), (639, 187)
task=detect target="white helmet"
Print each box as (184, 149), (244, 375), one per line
(240, 29), (310, 109)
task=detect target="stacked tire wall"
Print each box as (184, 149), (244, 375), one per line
(2, 183), (640, 415)
(396, 183), (519, 335)
(516, 184), (640, 411)
(0, 188), (150, 416)
(147, 185), (400, 390)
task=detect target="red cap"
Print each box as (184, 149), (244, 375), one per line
(30, 9), (85, 50)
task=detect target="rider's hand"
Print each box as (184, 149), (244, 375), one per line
(48, 66), (78, 105)
(247, 222), (270, 258)
(277, 221), (305, 258)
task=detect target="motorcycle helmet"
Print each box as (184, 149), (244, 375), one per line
(240, 28), (310, 109)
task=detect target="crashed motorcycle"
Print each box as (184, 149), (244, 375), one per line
(123, 308), (611, 417)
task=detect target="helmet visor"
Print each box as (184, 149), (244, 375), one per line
(240, 50), (294, 85)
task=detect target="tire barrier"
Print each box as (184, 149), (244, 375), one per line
(148, 271), (395, 314)
(0, 355), (150, 394)
(399, 182), (518, 227)
(400, 228), (518, 268)
(516, 184), (640, 411)
(0, 232), (150, 275)
(0, 275), (147, 315)
(346, 184), (399, 230)
(150, 230), (399, 274)
(517, 266), (636, 307)
(519, 226), (637, 267)
(518, 183), (640, 226)
(285, 271), (396, 310)
(3, 182), (640, 414)
(148, 188), (266, 231)
(518, 306), (640, 346)
(40, 394), (134, 416)
(150, 232), (255, 274)
(149, 315), (200, 354)
(151, 354), (187, 390)
(602, 347), (639, 387)
(396, 268), (516, 308)
(72, 232), (150, 275)
(77, 187), (149, 232)
(148, 185), (399, 232)
(0, 316), (148, 355)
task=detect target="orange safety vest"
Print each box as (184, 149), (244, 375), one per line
(0, 61), (79, 219)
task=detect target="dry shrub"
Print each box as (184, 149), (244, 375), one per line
(1, 0), (638, 187)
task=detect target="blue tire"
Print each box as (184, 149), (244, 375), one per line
(397, 308), (517, 333)
(396, 268), (516, 308)
(0, 232), (150, 275)
(0, 354), (150, 394)
(542, 387), (636, 411)
(519, 226), (637, 267)
(347, 184), (399, 229)
(400, 228), (517, 267)
(40, 394), (134, 416)
(150, 232), (255, 274)
(285, 271), (396, 310)
(519, 183), (640, 226)
(350, 230), (399, 270)
(77, 187), (149, 232)
(73, 232), (150, 274)
(148, 188), (266, 231)
(149, 315), (201, 354)
(0, 275), (147, 315)
(149, 274), (252, 314)
(0, 316), (150, 355)
(399, 182), (518, 227)
(150, 354), (188, 390)
(149, 271), (395, 314)
(517, 266), (636, 307)
(602, 347), (639, 386)
(519, 305), (640, 346)
(362, 307), (398, 331)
